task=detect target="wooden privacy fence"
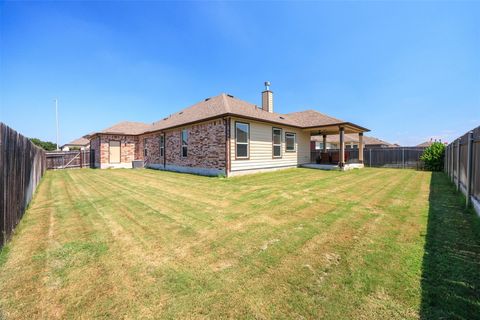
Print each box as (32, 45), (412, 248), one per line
(1, 122), (46, 247)
(311, 147), (426, 169)
(444, 125), (480, 214)
(46, 150), (93, 169)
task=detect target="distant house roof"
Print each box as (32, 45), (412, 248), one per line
(416, 140), (434, 147)
(63, 136), (90, 147)
(311, 134), (394, 147)
(88, 93), (369, 137)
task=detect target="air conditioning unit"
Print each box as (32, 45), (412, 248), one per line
(132, 160), (144, 169)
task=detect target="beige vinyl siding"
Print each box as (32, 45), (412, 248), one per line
(230, 117), (310, 172)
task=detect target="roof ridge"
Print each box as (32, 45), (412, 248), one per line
(221, 93), (231, 113)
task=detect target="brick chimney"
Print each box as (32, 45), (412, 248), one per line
(262, 81), (273, 112)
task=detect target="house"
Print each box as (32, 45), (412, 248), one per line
(311, 134), (393, 150)
(87, 83), (369, 176)
(61, 136), (90, 151)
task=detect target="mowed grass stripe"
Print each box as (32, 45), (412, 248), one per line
(1, 168), (478, 320)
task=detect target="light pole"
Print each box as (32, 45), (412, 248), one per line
(54, 98), (59, 150)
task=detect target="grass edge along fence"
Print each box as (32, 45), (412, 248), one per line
(1, 122), (46, 247)
(445, 125), (480, 216)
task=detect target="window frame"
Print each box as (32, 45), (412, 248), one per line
(285, 132), (296, 152)
(235, 121), (250, 160)
(272, 127), (282, 158)
(144, 138), (148, 157)
(181, 129), (188, 158)
(159, 135), (165, 157)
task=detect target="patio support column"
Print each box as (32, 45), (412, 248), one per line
(322, 134), (327, 152)
(358, 132), (364, 163)
(339, 127), (345, 168)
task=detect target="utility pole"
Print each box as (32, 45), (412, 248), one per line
(54, 98), (59, 150)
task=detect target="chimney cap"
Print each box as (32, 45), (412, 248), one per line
(264, 81), (271, 91)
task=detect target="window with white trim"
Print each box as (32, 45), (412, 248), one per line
(181, 129), (188, 157)
(273, 128), (282, 158)
(285, 132), (296, 152)
(235, 122), (249, 158)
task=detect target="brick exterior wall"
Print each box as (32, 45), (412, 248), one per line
(99, 134), (137, 166)
(138, 132), (162, 165)
(91, 119), (227, 173)
(90, 136), (101, 167)
(140, 119), (227, 173)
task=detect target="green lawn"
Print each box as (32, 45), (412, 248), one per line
(0, 168), (478, 319)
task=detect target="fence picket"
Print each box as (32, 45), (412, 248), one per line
(0, 123), (46, 247)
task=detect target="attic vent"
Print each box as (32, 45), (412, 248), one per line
(205, 97), (211, 101)
(227, 94), (234, 98)
(279, 116), (285, 119)
(179, 112), (183, 115)
(163, 117), (168, 120)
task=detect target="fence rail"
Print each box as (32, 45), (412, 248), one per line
(311, 147), (426, 169)
(1, 123), (46, 247)
(445, 125), (480, 215)
(46, 150), (93, 170)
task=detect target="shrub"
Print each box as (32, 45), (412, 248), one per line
(421, 142), (445, 171)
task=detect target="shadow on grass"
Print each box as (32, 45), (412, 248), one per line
(421, 172), (480, 319)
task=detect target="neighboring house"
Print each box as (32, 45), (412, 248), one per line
(416, 138), (448, 148)
(311, 134), (393, 150)
(61, 136), (91, 151)
(87, 84), (369, 176)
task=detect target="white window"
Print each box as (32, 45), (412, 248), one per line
(285, 132), (296, 152)
(159, 135), (165, 157)
(181, 129), (188, 157)
(235, 122), (249, 158)
(144, 138), (148, 157)
(272, 128), (282, 158)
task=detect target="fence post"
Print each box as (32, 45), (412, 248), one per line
(466, 131), (474, 207)
(456, 139), (461, 191)
(445, 145), (448, 174)
(402, 148), (405, 169)
(451, 144), (454, 182)
(369, 148), (372, 167)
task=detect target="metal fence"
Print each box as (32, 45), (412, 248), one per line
(311, 147), (426, 169)
(46, 150), (93, 169)
(1, 123), (46, 246)
(444, 125), (480, 214)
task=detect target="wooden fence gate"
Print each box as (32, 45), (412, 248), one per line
(46, 150), (93, 169)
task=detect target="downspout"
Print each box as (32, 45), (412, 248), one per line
(163, 132), (166, 169)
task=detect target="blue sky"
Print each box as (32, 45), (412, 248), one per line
(1, 1), (479, 146)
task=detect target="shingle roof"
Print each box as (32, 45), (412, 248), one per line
(148, 94), (299, 132)
(90, 93), (368, 136)
(64, 137), (90, 146)
(286, 110), (344, 127)
(97, 121), (152, 135)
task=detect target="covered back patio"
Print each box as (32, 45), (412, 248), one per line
(302, 122), (369, 171)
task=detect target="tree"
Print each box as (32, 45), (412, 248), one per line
(29, 138), (57, 151)
(420, 142), (445, 171)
